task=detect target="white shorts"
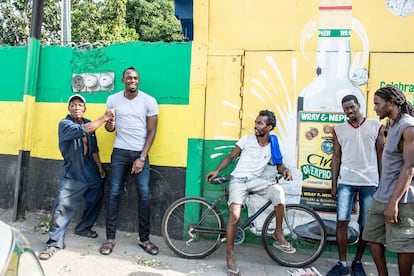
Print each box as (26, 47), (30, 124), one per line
(228, 177), (285, 206)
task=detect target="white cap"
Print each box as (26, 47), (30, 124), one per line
(67, 94), (86, 105)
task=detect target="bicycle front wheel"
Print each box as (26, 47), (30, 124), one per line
(162, 197), (224, 259)
(262, 204), (327, 267)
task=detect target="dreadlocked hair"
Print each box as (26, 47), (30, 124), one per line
(375, 85), (414, 117)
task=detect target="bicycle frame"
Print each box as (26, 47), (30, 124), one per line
(162, 176), (327, 266)
(193, 193), (227, 236)
(193, 185), (280, 238)
(239, 200), (273, 230)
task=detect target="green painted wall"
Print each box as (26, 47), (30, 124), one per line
(0, 41), (193, 162)
(0, 42), (191, 104)
(0, 41), (194, 234)
(0, 46), (27, 101)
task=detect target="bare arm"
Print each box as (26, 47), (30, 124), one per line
(92, 152), (105, 178)
(276, 163), (292, 180)
(131, 115), (158, 174)
(205, 146), (242, 182)
(84, 109), (115, 134)
(375, 125), (385, 178)
(384, 126), (414, 223)
(140, 115), (158, 159)
(331, 131), (341, 199)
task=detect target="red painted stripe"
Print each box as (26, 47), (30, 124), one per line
(319, 6), (352, 10)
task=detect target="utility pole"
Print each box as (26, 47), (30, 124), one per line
(14, 0), (44, 221)
(61, 0), (71, 45)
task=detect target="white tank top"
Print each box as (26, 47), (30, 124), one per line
(334, 119), (381, 186)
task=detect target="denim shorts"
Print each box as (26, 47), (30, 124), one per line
(336, 184), (377, 227)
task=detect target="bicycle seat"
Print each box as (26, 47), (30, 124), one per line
(209, 175), (232, 185)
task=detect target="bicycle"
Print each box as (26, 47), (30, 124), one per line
(162, 174), (327, 267)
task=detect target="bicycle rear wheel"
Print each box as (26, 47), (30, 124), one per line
(261, 204), (327, 267)
(162, 197), (224, 259)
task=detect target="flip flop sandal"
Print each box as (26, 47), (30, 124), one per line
(272, 241), (296, 254)
(99, 241), (115, 255)
(271, 232), (296, 253)
(225, 266), (241, 276)
(75, 230), (98, 238)
(38, 246), (59, 261)
(138, 240), (159, 255)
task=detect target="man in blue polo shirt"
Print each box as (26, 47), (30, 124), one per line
(39, 94), (114, 261)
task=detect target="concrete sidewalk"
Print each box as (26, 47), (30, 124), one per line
(0, 209), (398, 276)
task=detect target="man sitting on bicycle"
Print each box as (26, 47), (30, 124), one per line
(206, 109), (294, 276)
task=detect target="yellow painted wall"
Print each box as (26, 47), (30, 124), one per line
(206, 1), (414, 52)
(204, 52), (244, 140)
(27, 103), (197, 166)
(193, 0), (414, 211)
(195, 0), (414, 143)
(208, 1), (316, 51)
(367, 53), (414, 117)
(1, 102), (23, 155)
(1, 93), (205, 168)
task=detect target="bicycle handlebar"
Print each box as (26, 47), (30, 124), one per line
(209, 175), (232, 185)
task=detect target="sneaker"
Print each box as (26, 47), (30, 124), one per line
(326, 261), (350, 276)
(352, 260), (366, 276)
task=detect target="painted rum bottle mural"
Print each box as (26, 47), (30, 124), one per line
(297, 0), (366, 211)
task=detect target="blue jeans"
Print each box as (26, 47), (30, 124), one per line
(47, 158), (103, 249)
(106, 148), (151, 241)
(336, 184), (377, 228)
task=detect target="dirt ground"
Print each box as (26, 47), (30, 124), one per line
(0, 208), (399, 276)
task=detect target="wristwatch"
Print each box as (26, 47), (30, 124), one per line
(139, 156), (146, 162)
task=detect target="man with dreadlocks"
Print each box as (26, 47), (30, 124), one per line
(362, 85), (414, 276)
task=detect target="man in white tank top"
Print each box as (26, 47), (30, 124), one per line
(328, 95), (384, 276)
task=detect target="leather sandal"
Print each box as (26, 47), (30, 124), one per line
(138, 240), (159, 255)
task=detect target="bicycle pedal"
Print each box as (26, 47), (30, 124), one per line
(234, 227), (245, 245)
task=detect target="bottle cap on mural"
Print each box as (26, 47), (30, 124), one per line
(67, 94), (86, 105)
